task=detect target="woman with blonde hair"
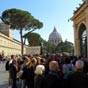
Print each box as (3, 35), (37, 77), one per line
(34, 64), (45, 88)
(20, 56), (34, 88)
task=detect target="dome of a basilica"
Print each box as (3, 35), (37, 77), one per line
(48, 27), (62, 45)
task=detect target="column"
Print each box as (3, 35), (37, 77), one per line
(76, 39), (81, 56)
(73, 22), (78, 56)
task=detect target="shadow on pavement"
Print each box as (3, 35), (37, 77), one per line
(0, 81), (8, 88)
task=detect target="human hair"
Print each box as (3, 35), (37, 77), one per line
(49, 60), (59, 71)
(65, 57), (71, 64)
(11, 55), (15, 59)
(35, 65), (45, 75)
(75, 60), (84, 71)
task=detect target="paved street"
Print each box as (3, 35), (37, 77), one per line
(0, 62), (9, 88)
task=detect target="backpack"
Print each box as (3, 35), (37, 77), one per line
(5, 60), (9, 71)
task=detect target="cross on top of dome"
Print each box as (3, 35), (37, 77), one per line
(53, 26), (57, 32)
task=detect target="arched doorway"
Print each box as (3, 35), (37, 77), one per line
(79, 23), (87, 57)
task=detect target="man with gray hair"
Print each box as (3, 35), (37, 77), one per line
(66, 60), (88, 88)
(75, 60), (84, 71)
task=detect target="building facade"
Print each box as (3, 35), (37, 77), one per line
(71, 0), (88, 57)
(0, 23), (27, 56)
(48, 27), (62, 45)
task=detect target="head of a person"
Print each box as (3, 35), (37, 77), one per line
(49, 60), (59, 72)
(40, 58), (46, 64)
(17, 58), (21, 65)
(35, 56), (41, 65)
(35, 65), (45, 75)
(75, 60), (84, 71)
(24, 56), (31, 65)
(12, 59), (16, 65)
(11, 55), (15, 59)
(65, 57), (71, 64)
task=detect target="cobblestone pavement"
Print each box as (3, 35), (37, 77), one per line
(0, 62), (9, 88)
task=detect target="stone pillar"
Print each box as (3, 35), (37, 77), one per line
(76, 39), (81, 56)
(73, 23), (77, 56)
(73, 25), (76, 56)
(73, 22), (81, 56)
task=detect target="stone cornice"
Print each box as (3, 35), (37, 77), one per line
(71, 2), (88, 21)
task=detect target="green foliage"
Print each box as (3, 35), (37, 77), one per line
(23, 31), (74, 54)
(40, 40), (56, 54)
(1, 8), (43, 30)
(1, 8), (32, 29)
(23, 32), (41, 46)
(55, 40), (74, 54)
(1, 8), (43, 55)
(23, 32), (56, 53)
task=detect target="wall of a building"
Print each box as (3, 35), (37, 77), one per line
(72, 1), (88, 57)
(0, 23), (28, 56)
(0, 23), (40, 56)
(0, 32), (21, 56)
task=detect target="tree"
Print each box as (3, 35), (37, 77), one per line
(40, 40), (56, 54)
(64, 40), (74, 53)
(55, 40), (74, 54)
(55, 41), (65, 52)
(1, 8), (43, 55)
(23, 32), (41, 46)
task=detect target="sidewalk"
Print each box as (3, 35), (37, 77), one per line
(0, 62), (9, 88)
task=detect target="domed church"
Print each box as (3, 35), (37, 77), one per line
(48, 27), (62, 45)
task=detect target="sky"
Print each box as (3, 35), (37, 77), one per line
(0, 0), (83, 44)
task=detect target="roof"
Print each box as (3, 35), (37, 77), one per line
(74, 1), (85, 14)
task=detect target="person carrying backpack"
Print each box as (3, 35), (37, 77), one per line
(5, 60), (10, 71)
(62, 57), (75, 79)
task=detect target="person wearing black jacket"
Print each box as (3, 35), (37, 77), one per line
(34, 65), (45, 88)
(43, 60), (63, 88)
(21, 57), (35, 88)
(9, 59), (17, 88)
(66, 60), (88, 88)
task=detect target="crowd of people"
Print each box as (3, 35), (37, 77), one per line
(4, 53), (88, 88)
(0, 54), (6, 64)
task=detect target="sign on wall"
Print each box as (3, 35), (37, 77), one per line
(26, 46), (41, 55)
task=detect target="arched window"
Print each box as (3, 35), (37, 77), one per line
(79, 23), (87, 57)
